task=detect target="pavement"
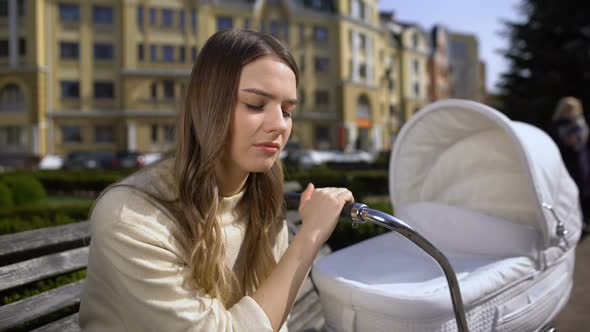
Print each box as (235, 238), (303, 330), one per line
(552, 236), (590, 331)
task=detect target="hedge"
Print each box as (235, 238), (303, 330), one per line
(0, 182), (14, 209)
(0, 175), (47, 206)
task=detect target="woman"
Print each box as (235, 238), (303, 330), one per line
(552, 96), (590, 238)
(79, 29), (353, 331)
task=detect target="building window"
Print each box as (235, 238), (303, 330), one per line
(17, 0), (25, 16)
(61, 81), (79, 99)
(259, 19), (265, 32)
(137, 44), (144, 61)
(315, 90), (329, 105)
(0, 84), (25, 112)
(270, 20), (279, 38)
(59, 4), (80, 23)
(313, 26), (328, 42)
(299, 89), (305, 107)
(93, 6), (113, 25)
(191, 47), (197, 62)
(191, 9), (197, 31)
(163, 80), (174, 99)
(94, 43), (113, 60)
(60, 42), (79, 59)
(18, 38), (25, 56)
(300, 55), (305, 72)
(314, 125), (330, 146)
(0, 126), (23, 147)
(216, 16), (233, 31)
(0, 0), (25, 17)
(179, 46), (185, 63)
(389, 105), (396, 116)
(150, 44), (157, 61)
(414, 82), (420, 97)
(359, 63), (367, 78)
(0, 40), (7, 57)
(413, 59), (420, 74)
(299, 24), (305, 43)
(244, 18), (250, 29)
(359, 1), (366, 20)
(178, 10), (185, 30)
(61, 125), (82, 143)
(151, 124), (158, 144)
(94, 81), (114, 99)
(388, 78), (395, 90)
(137, 6), (143, 27)
(164, 125), (175, 143)
(150, 82), (157, 99)
(149, 8), (156, 26)
(94, 125), (114, 143)
(161, 9), (173, 27)
(284, 23), (290, 43)
(162, 45), (174, 62)
(359, 33), (366, 50)
(314, 57), (329, 72)
(412, 32), (419, 49)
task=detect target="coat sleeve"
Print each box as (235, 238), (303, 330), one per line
(79, 187), (273, 332)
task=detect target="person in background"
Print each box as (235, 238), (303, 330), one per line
(552, 96), (590, 239)
(79, 29), (353, 331)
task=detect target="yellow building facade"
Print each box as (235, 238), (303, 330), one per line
(0, 0), (432, 157)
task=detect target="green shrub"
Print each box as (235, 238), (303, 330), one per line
(0, 182), (14, 210)
(1, 269), (86, 305)
(0, 202), (92, 235)
(1, 175), (47, 206)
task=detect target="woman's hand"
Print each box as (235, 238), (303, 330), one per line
(297, 183), (354, 245)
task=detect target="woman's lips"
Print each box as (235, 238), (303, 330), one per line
(254, 142), (280, 154)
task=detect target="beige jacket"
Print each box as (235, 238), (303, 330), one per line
(79, 159), (289, 331)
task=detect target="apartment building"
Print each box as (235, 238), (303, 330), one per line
(0, 0), (433, 157)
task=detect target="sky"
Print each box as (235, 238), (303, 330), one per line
(378, 0), (523, 93)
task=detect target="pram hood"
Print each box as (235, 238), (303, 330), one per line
(389, 99), (581, 263)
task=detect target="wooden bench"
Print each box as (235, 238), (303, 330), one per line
(0, 209), (329, 331)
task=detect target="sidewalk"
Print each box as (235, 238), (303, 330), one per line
(552, 237), (590, 330)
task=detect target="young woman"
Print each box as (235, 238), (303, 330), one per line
(552, 96), (590, 238)
(79, 29), (353, 331)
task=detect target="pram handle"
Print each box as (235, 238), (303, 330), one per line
(284, 192), (470, 332)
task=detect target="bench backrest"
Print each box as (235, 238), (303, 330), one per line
(0, 210), (328, 331)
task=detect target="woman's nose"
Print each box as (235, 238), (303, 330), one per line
(265, 106), (289, 133)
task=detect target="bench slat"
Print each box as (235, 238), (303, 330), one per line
(0, 221), (90, 266)
(31, 313), (80, 332)
(288, 289), (324, 332)
(0, 280), (84, 331)
(0, 247), (88, 292)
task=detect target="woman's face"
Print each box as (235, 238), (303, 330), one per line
(223, 56), (297, 174)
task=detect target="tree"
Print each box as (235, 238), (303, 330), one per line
(499, 0), (590, 131)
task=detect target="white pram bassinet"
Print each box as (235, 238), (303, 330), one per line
(311, 100), (582, 332)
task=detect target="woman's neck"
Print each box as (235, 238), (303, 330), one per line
(214, 161), (249, 197)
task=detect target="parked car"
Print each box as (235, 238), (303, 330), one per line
(111, 151), (145, 169)
(140, 152), (164, 166)
(38, 154), (64, 170)
(0, 152), (40, 171)
(62, 151), (116, 170)
(295, 149), (377, 170)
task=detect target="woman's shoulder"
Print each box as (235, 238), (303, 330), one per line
(90, 159), (184, 250)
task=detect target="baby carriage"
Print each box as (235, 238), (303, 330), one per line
(310, 99), (582, 332)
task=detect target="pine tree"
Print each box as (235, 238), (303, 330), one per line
(499, 0), (590, 131)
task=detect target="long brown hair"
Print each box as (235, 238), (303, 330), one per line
(134, 30), (299, 307)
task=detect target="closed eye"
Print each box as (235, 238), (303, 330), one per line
(245, 103), (264, 111)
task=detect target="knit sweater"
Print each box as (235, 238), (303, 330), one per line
(79, 159), (289, 331)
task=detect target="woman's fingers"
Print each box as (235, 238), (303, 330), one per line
(300, 183), (314, 205)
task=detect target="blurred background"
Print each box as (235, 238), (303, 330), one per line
(1, 0), (590, 330)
